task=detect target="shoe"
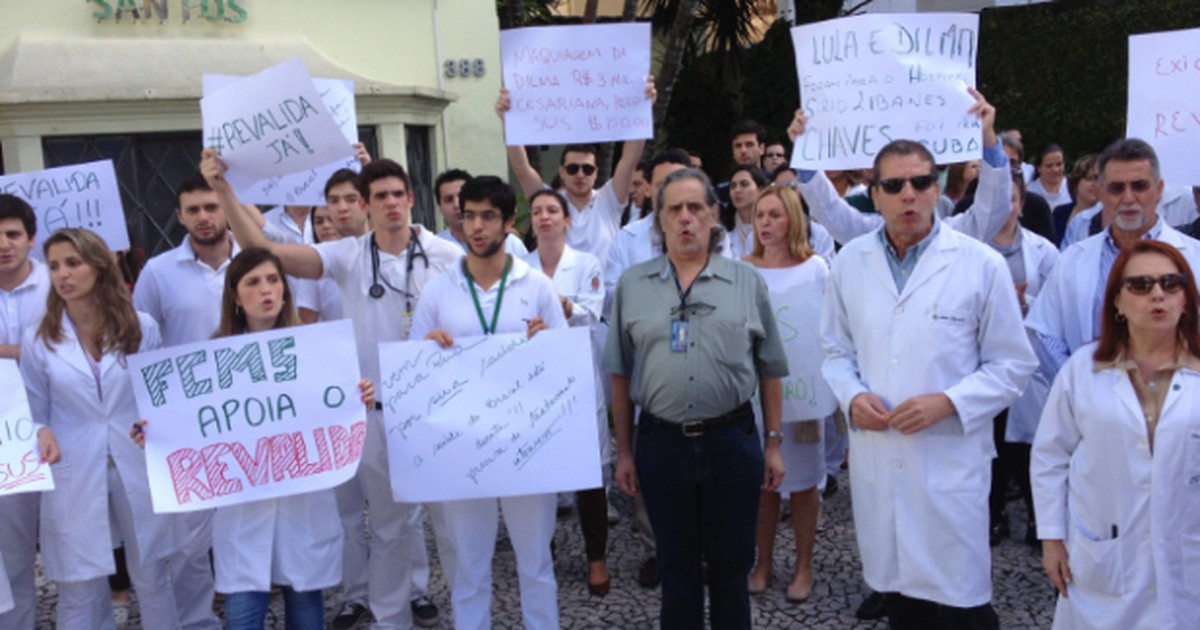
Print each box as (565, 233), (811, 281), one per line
(786, 583), (813, 603)
(332, 602), (369, 630)
(823, 474), (839, 499)
(411, 596), (439, 628)
(588, 576), (611, 596)
(606, 502), (621, 525)
(637, 557), (661, 588)
(854, 592), (886, 621)
(112, 599), (131, 628)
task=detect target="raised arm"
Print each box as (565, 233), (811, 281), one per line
(496, 88), (547, 198)
(199, 149), (325, 279)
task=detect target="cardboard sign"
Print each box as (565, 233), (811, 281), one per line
(204, 74), (360, 205)
(500, 23), (653, 145)
(379, 328), (601, 502)
(791, 13), (981, 169)
(0, 360), (55, 496)
(1127, 27), (1200, 186)
(0, 160), (130, 257)
(201, 59), (355, 193)
(127, 320), (365, 513)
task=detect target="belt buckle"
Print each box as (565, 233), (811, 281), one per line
(681, 421), (704, 437)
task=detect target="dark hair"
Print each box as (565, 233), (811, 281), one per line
(730, 120), (766, 144)
(323, 168), (362, 199)
(945, 161), (978, 201)
(764, 139), (787, 151)
(359, 158), (411, 199)
(651, 148), (693, 173)
(560, 145), (597, 164)
(871, 140), (936, 183)
(434, 168), (472, 200)
(0, 193), (36, 237)
(1036, 144), (1064, 168)
(1066, 154), (1098, 200)
(1095, 240), (1200, 362)
(215, 247), (299, 337)
(635, 159), (652, 183)
(771, 164), (797, 181)
(730, 164), (768, 188)
(459, 176), (516, 221)
(175, 174), (212, 207)
(1098, 138), (1161, 184)
(1011, 169), (1027, 198)
(528, 189), (569, 217)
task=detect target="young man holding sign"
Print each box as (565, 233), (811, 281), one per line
(410, 176), (567, 630)
(0, 194), (52, 630)
(202, 150), (461, 630)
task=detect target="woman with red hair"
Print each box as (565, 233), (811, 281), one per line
(1032, 240), (1200, 629)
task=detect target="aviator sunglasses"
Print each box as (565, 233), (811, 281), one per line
(1103, 179), (1154, 196)
(564, 163), (597, 176)
(875, 174), (937, 195)
(1122, 273), (1187, 295)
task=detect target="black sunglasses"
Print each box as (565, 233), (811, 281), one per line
(564, 163), (597, 176)
(1104, 179), (1153, 196)
(875, 174), (937, 195)
(1122, 273), (1187, 295)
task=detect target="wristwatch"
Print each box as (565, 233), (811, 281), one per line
(764, 429), (784, 444)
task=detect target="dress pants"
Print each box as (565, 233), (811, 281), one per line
(334, 469), (370, 607)
(359, 412), (417, 629)
(442, 494), (558, 630)
(882, 593), (999, 630)
(169, 510), (220, 629)
(636, 411), (763, 630)
(0, 493), (38, 629)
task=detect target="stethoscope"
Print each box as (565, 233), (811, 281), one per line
(368, 226), (429, 312)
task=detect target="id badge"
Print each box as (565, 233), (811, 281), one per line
(670, 319), (689, 352)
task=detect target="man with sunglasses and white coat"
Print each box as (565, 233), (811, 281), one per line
(815, 95), (1038, 625)
(1026, 138), (1200, 382)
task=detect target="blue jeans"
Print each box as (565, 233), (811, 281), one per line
(636, 408), (763, 630)
(224, 587), (324, 630)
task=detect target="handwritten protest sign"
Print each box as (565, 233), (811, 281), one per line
(500, 23), (652, 145)
(204, 74), (360, 206)
(1127, 27), (1200, 186)
(201, 59), (355, 193)
(379, 328), (601, 503)
(768, 277), (838, 421)
(127, 320), (365, 513)
(0, 360), (54, 496)
(0, 160), (129, 258)
(791, 13), (980, 170)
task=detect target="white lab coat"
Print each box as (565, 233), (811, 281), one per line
(798, 155), (1013, 247)
(1002, 228), (1060, 443)
(1031, 343), (1200, 630)
(0, 555), (11, 614)
(1026, 223), (1200, 357)
(819, 224), (1037, 607)
(19, 313), (176, 582)
(213, 490), (343, 593)
(523, 245), (610, 462)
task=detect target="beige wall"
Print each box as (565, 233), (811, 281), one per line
(0, 0), (506, 180)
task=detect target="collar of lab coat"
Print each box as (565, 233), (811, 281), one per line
(56, 313), (123, 379)
(863, 220), (955, 303)
(1092, 348), (1200, 423)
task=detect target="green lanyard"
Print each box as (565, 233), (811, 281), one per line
(464, 255), (512, 335)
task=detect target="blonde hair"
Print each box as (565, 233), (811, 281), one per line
(37, 228), (143, 356)
(750, 186), (813, 262)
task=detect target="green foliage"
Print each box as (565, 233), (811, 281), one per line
(978, 0), (1200, 163)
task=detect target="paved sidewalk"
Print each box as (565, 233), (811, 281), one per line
(35, 468), (1055, 628)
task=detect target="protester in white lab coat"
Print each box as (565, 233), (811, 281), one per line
(135, 247), (370, 630)
(819, 120), (1037, 626)
(1032, 240), (1200, 630)
(523, 189), (611, 596)
(743, 185), (831, 604)
(20, 228), (178, 630)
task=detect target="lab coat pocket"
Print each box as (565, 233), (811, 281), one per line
(1183, 533), (1200, 595)
(929, 305), (976, 343)
(925, 435), (988, 493)
(1068, 526), (1124, 596)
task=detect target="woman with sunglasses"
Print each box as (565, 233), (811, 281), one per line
(1032, 240), (1200, 629)
(19, 228), (178, 629)
(135, 247), (373, 629)
(742, 185), (834, 603)
(521, 189), (613, 596)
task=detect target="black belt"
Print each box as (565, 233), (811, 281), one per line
(641, 401), (753, 438)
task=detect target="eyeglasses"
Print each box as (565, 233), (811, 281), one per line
(1104, 179), (1153, 196)
(875, 174), (937, 195)
(564, 163), (597, 176)
(1122, 273), (1187, 295)
(765, 152), (787, 159)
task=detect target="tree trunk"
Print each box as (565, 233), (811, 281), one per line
(653, 0), (702, 134)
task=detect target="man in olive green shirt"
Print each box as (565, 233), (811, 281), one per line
(605, 168), (787, 630)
